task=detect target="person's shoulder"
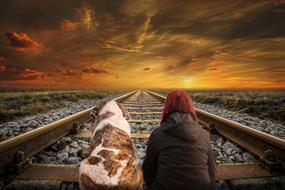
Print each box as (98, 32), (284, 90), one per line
(146, 127), (162, 148)
(148, 126), (164, 141)
(150, 127), (162, 137)
(199, 127), (212, 147)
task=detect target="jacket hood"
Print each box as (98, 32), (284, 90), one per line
(161, 112), (202, 142)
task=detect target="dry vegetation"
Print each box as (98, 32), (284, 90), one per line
(155, 89), (285, 124)
(1, 89), (284, 125)
(0, 90), (121, 123)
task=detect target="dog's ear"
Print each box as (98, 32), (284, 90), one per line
(90, 106), (99, 123)
(90, 99), (110, 123)
(117, 102), (129, 119)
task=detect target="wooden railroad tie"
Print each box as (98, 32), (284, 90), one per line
(15, 163), (279, 182)
(75, 130), (150, 139)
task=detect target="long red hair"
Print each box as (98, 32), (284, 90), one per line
(161, 90), (197, 123)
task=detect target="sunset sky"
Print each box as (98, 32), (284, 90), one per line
(0, 0), (284, 89)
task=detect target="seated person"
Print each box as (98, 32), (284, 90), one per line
(143, 90), (217, 190)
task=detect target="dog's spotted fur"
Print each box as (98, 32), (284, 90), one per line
(79, 100), (142, 190)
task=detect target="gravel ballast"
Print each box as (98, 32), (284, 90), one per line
(194, 102), (285, 140)
(0, 92), (124, 142)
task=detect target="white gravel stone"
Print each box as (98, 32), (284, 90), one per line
(57, 152), (68, 160)
(69, 141), (79, 149)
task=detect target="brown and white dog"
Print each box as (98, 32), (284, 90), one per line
(79, 100), (143, 190)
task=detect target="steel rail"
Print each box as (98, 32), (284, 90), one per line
(145, 90), (285, 168)
(0, 90), (137, 175)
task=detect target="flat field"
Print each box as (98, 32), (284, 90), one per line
(1, 89), (284, 125)
(155, 89), (285, 124)
(0, 90), (121, 123)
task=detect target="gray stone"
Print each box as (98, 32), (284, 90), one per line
(217, 138), (223, 147)
(234, 153), (244, 162)
(229, 176), (285, 190)
(57, 140), (68, 150)
(69, 148), (78, 157)
(57, 152), (68, 161)
(62, 137), (72, 144)
(80, 143), (90, 150)
(137, 149), (145, 159)
(3, 180), (62, 190)
(28, 120), (39, 128)
(70, 141), (79, 149)
(45, 151), (56, 157)
(242, 152), (255, 161)
(222, 142), (241, 156)
(27, 127), (33, 131)
(78, 139), (88, 144)
(65, 157), (81, 164)
(51, 144), (58, 151)
(40, 155), (54, 163)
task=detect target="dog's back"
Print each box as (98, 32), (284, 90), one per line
(79, 101), (142, 190)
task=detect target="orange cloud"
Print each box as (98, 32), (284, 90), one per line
(18, 69), (46, 80)
(4, 32), (44, 52)
(82, 66), (111, 74)
(55, 68), (82, 79)
(63, 69), (80, 77)
(60, 19), (77, 31)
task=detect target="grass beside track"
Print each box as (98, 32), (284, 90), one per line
(0, 90), (122, 123)
(154, 89), (285, 124)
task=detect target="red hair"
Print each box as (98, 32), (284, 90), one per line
(161, 90), (197, 123)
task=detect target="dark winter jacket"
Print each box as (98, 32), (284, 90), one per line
(142, 112), (217, 190)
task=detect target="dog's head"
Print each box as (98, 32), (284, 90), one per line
(90, 99), (129, 123)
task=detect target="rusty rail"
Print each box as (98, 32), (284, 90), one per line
(0, 90), (137, 175)
(146, 90), (285, 168)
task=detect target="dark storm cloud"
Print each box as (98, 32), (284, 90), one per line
(151, 1), (285, 40)
(0, 0), (81, 30)
(226, 3), (285, 39)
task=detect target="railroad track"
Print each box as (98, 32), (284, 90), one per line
(0, 90), (284, 188)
